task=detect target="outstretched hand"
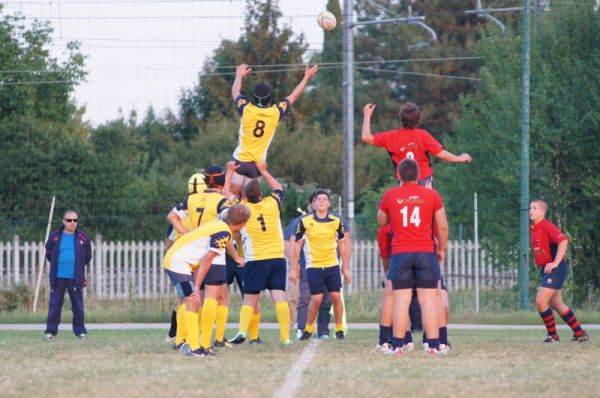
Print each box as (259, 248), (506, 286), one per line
(458, 153), (473, 163)
(304, 64), (318, 80)
(236, 63), (252, 78)
(363, 103), (376, 117)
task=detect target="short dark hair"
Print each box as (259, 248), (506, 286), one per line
(243, 179), (262, 203)
(253, 83), (272, 108)
(309, 189), (330, 203)
(205, 165), (225, 188)
(398, 159), (419, 182)
(399, 102), (421, 129)
(224, 203), (251, 225)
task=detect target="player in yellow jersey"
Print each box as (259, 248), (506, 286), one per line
(229, 162), (292, 346)
(167, 166), (243, 349)
(222, 62), (318, 198)
(290, 190), (352, 340)
(165, 172), (205, 346)
(163, 204), (250, 357)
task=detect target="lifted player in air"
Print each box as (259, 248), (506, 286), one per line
(223, 62), (318, 198)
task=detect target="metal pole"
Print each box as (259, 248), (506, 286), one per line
(474, 193), (480, 313)
(343, 0), (355, 231)
(33, 195), (56, 313)
(518, 0), (531, 310)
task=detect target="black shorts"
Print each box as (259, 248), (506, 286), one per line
(231, 158), (261, 179)
(306, 266), (342, 295)
(226, 255), (244, 289)
(539, 261), (569, 290)
(388, 252), (440, 289)
(204, 263), (226, 286)
(243, 258), (286, 294)
(165, 269), (195, 298)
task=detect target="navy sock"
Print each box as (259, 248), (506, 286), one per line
(422, 331), (427, 344)
(428, 337), (440, 351)
(439, 327), (448, 345)
(391, 336), (405, 350)
(379, 325), (392, 345)
(539, 308), (558, 337)
(404, 330), (413, 344)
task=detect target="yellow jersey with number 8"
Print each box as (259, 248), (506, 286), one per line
(232, 95), (290, 163)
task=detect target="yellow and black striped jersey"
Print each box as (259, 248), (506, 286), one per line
(163, 220), (232, 274)
(241, 189), (285, 261)
(295, 212), (349, 268)
(232, 95), (290, 163)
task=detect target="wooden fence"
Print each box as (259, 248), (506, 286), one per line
(0, 235), (517, 299)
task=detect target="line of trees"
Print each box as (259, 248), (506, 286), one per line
(1, 1), (598, 302)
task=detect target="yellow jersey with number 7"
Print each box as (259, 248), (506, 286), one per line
(232, 95), (290, 163)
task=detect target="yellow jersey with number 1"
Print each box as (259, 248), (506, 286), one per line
(241, 189), (285, 261)
(232, 95), (290, 163)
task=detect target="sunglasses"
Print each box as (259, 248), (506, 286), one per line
(64, 219), (79, 223)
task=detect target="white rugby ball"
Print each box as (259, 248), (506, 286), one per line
(317, 10), (337, 32)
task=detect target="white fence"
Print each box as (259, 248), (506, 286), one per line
(0, 235), (517, 299)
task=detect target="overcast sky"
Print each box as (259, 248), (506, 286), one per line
(3, 0), (331, 125)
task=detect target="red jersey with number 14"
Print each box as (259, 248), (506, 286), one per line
(379, 182), (443, 254)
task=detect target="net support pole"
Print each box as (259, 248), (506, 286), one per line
(33, 195), (56, 313)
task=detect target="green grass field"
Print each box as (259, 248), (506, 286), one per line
(1, 328), (598, 398)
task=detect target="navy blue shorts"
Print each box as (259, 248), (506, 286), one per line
(226, 255), (244, 292)
(231, 158), (261, 179)
(440, 275), (447, 291)
(204, 263), (226, 286)
(539, 261), (569, 290)
(306, 266), (342, 295)
(388, 252), (440, 289)
(243, 258), (286, 294)
(418, 175), (435, 189)
(165, 269), (195, 298)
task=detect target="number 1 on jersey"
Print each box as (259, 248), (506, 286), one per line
(257, 214), (267, 232)
(400, 206), (421, 227)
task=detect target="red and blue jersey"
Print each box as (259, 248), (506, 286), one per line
(530, 219), (568, 267)
(379, 182), (443, 254)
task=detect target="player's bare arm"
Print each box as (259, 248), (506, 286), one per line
(167, 210), (189, 235)
(289, 239), (303, 284)
(361, 103), (376, 145)
(256, 162), (282, 191)
(376, 208), (390, 226)
(192, 251), (219, 301)
(434, 207), (449, 264)
(231, 63), (252, 100)
(435, 150), (473, 163)
(226, 239), (244, 267)
(339, 232), (352, 285)
(285, 64), (318, 105)
(544, 240), (568, 274)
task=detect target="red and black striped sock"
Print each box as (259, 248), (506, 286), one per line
(539, 308), (558, 338)
(560, 307), (584, 337)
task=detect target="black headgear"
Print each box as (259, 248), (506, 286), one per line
(253, 83), (272, 108)
(204, 165), (226, 188)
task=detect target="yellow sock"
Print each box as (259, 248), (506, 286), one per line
(197, 306), (203, 343)
(275, 302), (290, 342)
(238, 304), (254, 336)
(215, 305), (229, 342)
(175, 303), (187, 345)
(335, 323), (344, 332)
(184, 310), (199, 351)
(248, 312), (261, 340)
(305, 322), (315, 334)
(200, 298), (218, 349)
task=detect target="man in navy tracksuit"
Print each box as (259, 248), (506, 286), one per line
(44, 210), (92, 340)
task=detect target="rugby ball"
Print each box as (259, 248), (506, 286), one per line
(317, 11), (337, 32)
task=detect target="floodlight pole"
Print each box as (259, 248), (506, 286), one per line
(518, 0), (531, 310)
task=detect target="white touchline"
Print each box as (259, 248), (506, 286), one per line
(272, 339), (320, 398)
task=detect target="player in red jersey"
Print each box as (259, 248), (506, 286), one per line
(378, 159), (448, 356)
(374, 224), (394, 352)
(530, 199), (589, 343)
(361, 102), (472, 186)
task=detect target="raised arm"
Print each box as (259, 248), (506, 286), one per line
(231, 63), (252, 100)
(435, 150), (472, 163)
(256, 162), (282, 191)
(361, 103), (377, 145)
(285, 64), (318, 105)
